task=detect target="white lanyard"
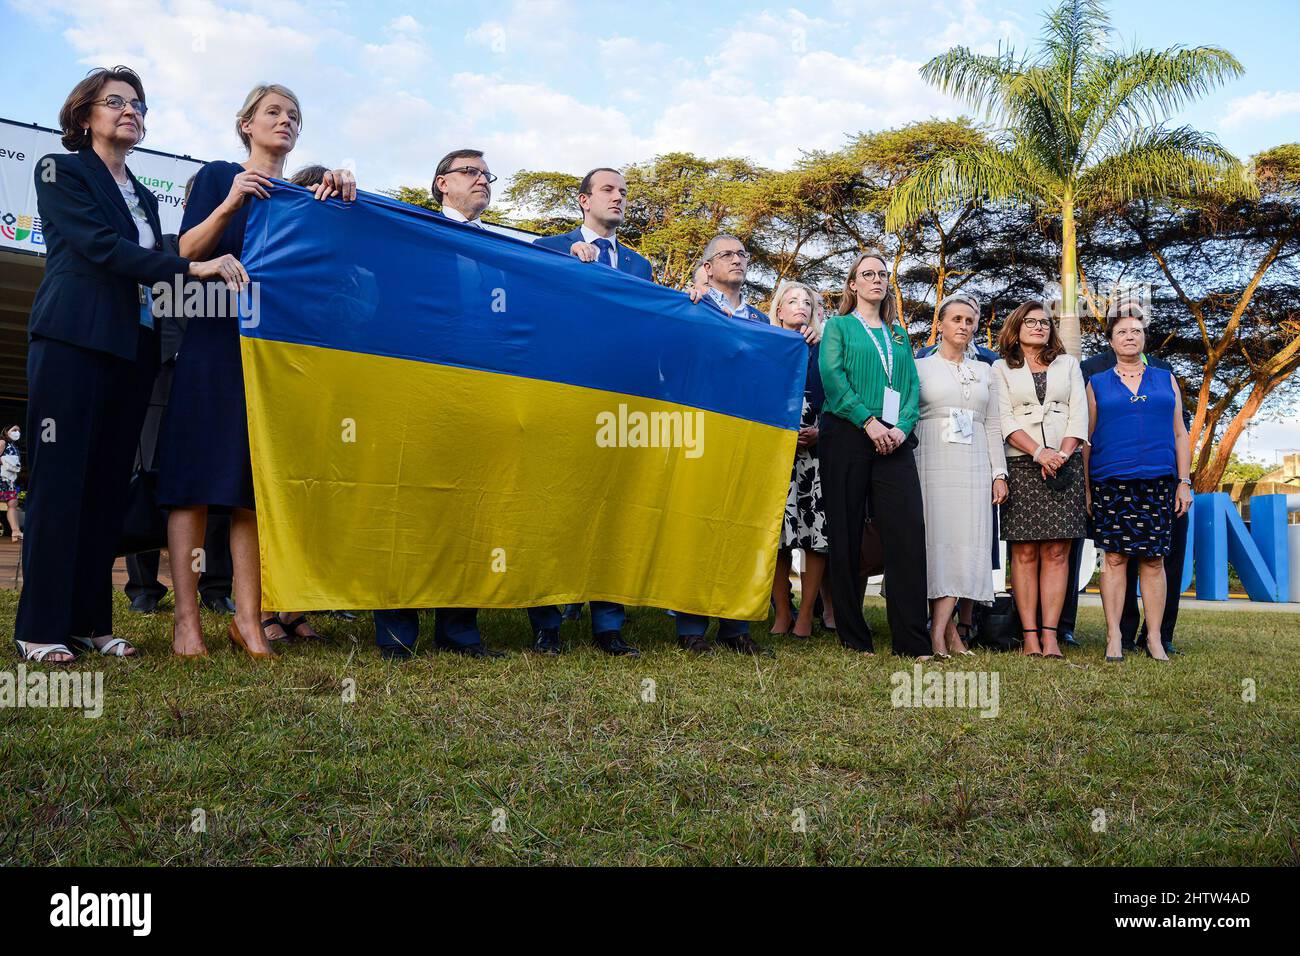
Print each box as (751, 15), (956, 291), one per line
(855, 313), (894, 385)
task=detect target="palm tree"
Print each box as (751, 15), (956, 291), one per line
(885, 0), (1252, 356)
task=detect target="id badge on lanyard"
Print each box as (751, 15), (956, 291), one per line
(858, 316), (901, 425)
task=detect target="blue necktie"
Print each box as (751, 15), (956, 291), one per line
(593, 237), (613, 267)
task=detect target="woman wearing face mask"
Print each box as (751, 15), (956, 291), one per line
(818, 251), (930, 657)
(914, 294), (1008, 658)
(156, 83), (356, 659)
(14, 67), (247, 664)
(0, 425), (22, 540)
(769, 281), (827, 639)
(992, 301), (1089, 659)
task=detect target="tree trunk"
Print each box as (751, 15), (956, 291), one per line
(927, 248), (947, 346)
(1058, 197), (1082, 358)
(1195, 380), (1274, 492)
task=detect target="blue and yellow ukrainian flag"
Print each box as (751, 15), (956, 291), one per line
(238, 186), (806, 619)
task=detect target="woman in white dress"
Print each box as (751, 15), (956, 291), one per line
(914, 294), (1008, 658)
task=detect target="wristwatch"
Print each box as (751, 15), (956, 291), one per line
(1178, 477), (1193, 487)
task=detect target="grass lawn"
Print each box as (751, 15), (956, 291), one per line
(1, 590), (1296, 866)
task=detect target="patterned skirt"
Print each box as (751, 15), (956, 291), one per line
(1000, 454), (1088, 542)
(1090, 476), (1177, 557)
(781, 448), (828, 554)
(781, 396), (827, 553)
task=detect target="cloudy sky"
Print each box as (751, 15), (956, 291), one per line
(5, 0), (1296, 189)
(4, 0), (1298, 461)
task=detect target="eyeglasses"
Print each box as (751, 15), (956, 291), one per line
(92, 95), (148, 117)
(710, 250), (750, 263)
(857, 270), (890, 282)
(447, 166), (497, 184)
(1023, 318), (1054, 329)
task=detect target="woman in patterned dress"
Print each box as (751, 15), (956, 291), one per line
(1084, 312), (1192, 662)
(992, 301), (1089, 658)
(769, 282), (827, 638)
(0, 424), (22, 539)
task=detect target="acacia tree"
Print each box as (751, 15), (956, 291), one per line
(884, 0), (1249, 356)
(1116, 145), (1300, 490)
(504, 153), (771, 291)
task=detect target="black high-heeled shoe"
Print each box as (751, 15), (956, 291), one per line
(1040, 625), (1065, 659)
(1021, 628), (1042, 656)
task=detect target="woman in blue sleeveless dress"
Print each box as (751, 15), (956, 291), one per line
(157, 83), (355, 658)
(1084, 312), (1193, 663)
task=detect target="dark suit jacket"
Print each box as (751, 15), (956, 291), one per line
(534, 226), (654, 282)
(806, 343), (825, 414)
(914, 342), (999, 365)
(29, 148), (190, 361)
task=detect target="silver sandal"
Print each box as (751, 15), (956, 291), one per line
(14, 639), (76, 663)
(69, 635), (138, 657)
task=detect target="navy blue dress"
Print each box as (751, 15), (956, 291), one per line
(157, 161), (256, 511)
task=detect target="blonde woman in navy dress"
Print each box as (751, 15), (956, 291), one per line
(157, 83), (356, 658)
(1083, 312), (1192, 663)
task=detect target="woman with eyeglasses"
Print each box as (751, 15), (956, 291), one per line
(914, 294), (1008, 659)
(818, 251), (930, 657)
(768, 281), (828, 639)
(156, 83), (356, 659)
(992, 301), (1089, 658)
(1083, 311), (1191, 662)
(14, 67), (248, 664)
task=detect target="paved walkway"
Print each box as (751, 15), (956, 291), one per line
(1074, 593), (1300, 614)
(0, 536), (172, 590)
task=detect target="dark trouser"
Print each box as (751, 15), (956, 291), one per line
(125, 514), (232, 602)
(675, 611), (748, 639)
(818, 413), (930, 656)
(1060, 539), (1083, 634)
(372, 607), (482, 653)
(529, 601), (624, 634)
(1121, 510), (1189, 647)
(16, 329), (159, 644)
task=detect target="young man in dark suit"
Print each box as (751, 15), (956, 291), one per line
(534, 168), (653, 282)
(526, 168), (648, 657)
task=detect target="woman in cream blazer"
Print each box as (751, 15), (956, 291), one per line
(991, 301), (1089, 658)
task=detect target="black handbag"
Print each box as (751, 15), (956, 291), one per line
(970, 592), (1023, 652)
(118, 459), (167, 556)
(1040, 424), (1072, 491)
